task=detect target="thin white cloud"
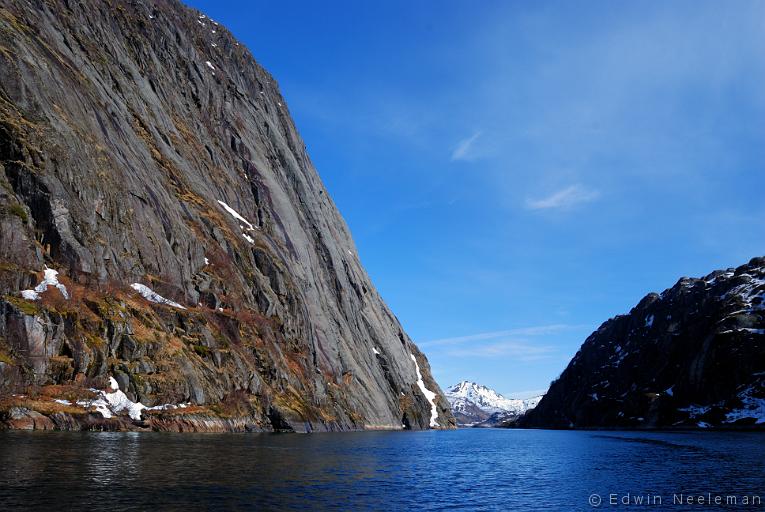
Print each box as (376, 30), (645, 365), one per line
(525, 184), (600, 210)
(447, 340), (556, 361)
(503, 388), (550, 399)
(450, 131), (482, 161)
(419, 324), (579, 348)
(421, 324), (591, 361)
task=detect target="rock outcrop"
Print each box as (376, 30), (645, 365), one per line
(0, 0), (454, 431)
(517, 257), (765, 429)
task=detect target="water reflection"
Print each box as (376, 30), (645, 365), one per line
(1, 430), (764, 510)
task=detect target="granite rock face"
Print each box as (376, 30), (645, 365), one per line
(0, 0), (454, 431)
(518, 257), (765, 429)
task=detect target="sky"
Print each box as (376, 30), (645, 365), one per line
(186, 0), (765, 398)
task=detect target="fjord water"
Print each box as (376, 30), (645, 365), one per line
(1, 429), (763, 511)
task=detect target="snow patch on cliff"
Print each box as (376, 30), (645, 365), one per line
(130, 283), (186, 309)
(678, 404), (712, 418)
(146, 403), (190, 411)
(78, 377), (192, 420)
(21, 267), (69, 301)
(218, 200), (256, 231)
(725, 386), (765, 424)
(410, 354), (439, 428)
(81, 377), (146, 420)
(726, 275), (765, 312)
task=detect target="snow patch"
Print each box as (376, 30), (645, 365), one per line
(610, 344), (628, 366)
(372, 347), (380, 355)
(410, 354), (439, 428)
(645, 314), (654, 328)
(725, 386), (765, 424)
(145, 402), (191, 411)
(84, 377), (146, 420)
(719, 328), (765, 335)
(217, 200), (256, 231)
(205, 61), (215, 71)
(679, 404), (712, 418)
(725, 275), (765, 313)
(130, 283), (186, 309)
(20, 267), (69, 301)
(78, 377), (191, 420)
(218, 200), (259, 244)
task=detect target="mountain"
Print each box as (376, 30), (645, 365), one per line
(0, 0), (454, 432)
(445, 381), (542, 426)
(517, 257), (765, 429)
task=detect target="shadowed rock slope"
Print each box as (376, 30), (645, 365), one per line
(517, 257), (765, 430)
(0, 0), (454, 432)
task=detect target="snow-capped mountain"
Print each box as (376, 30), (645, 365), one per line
(445, 381), (543, 426)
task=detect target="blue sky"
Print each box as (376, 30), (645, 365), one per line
(186, 0), (765, 398)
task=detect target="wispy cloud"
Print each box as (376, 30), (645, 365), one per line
(447, 340), (556, 361)
(420, 324), (589, 361)
(450, 131), (482, 161)
(525, 184), (600, 210)
(419, 324), (575, 347)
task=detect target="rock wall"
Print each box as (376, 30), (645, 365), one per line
(0, 0), (454, 431)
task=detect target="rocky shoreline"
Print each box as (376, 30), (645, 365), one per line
(0, 398), (408, 433)
(1, 406), (309, 433)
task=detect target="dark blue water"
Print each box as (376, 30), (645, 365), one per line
(1, 429), (763, 511)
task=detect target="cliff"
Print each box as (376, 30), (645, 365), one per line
(0, 0), (454, 432)
(517, 257), (765, 429)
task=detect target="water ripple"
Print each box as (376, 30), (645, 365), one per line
(0, 429), (763, 511)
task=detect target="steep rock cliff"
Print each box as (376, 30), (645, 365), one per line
(0, 0), (454, 431)
(518, 257), (765, 429)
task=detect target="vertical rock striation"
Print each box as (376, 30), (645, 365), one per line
(0, 0), (454, 431)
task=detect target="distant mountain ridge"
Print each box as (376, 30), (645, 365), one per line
(445, 381), (542, 426)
